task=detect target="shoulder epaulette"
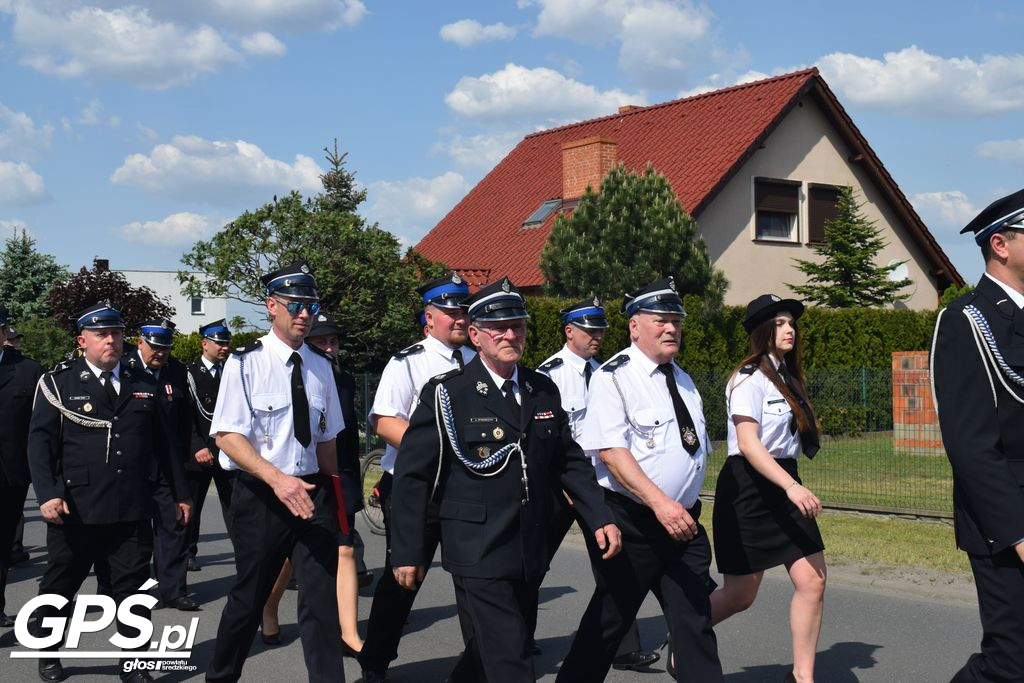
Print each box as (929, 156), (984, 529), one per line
(601, 354), (630, 372)
(428, 367), (462, 385)
(739, 364), (757, 375)
(231, 339), (262, 355)
(50, 360), (72, 374)
(393, 343), (424, 359)
(304, 341), (333, 361)
(537, 357), (563, 373)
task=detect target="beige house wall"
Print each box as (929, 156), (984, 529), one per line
(698, 97), (939, 310)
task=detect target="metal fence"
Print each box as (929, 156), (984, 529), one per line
(352, 366), (952, 518)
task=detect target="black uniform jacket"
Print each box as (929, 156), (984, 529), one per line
(334, 361), (364, 516)
(27, 356), (189, 524)
(186, 359), (223, 468)
(124, 348), (192, 474)
(0, 349), (43, 487)
(390, 355), (614, 581)
(933, 275), (1024, 555)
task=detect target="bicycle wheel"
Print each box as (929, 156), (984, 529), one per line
(359, 449), (387, 536)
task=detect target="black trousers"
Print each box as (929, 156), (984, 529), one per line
(531, 488), (643, 656)
(951, 548), (1024, 682)
(358, 472), (442, 673)
(206, 472), (342, 683)
(35, 521), (153, 655)
(557, 492), (722, 683)
(186, 466), (236, 557)
(0, 483), (28, 614)
(448, 575), (536, 683)
(151, 479), (190, 603)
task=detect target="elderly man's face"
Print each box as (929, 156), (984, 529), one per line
(469, 319), (527, 365)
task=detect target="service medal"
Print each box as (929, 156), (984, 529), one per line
(492, 427), (505, 440)
(682, 427), (698, 447)
(82, 402), (93, 413)
(477, 446), (490, 459)
(645, 435), (655, 448)
(319, 412), (327, 433)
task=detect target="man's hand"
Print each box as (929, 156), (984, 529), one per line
(271, 473), (317, 519)
(652, 498), (698, 541)
(40, 497), (69, 525)
(194, 448), (215, 466)
(594, 524), (622, 559)
(175, 499), (193, 526)
(393, 565), (425, 591)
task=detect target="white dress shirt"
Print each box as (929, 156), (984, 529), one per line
(370, 333), (477, 473)
(726, 359), (801, 460)
(985, 272), (1024, 309)
(84, 358), (121, 394)
(537, 344), (599, 440)
(210, 330), (343, 476)
(580, 344), (710, 508)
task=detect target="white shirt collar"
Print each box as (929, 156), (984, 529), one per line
(84, 357), (120, 380)
(264, 329), (305, 365)
(201, 355), (217, 370)
(627, 343), (670, 378)
(985, 272), (1024, 309)
(423, 332), (461, 359)
(560, 344), (592, 375)
(481, 360), (519, 392)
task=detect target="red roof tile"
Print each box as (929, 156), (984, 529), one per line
(416, 68), (962, 290)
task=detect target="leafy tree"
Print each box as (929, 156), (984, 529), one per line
(939, 283), (973, 308)
(48, 259), (175, 335)
(789, 187), (912, 307)
(15, 316), (74, 370)
(539, 162), (728, 308)
(0, 229), (69, 321)
(180, 142), (447, 370)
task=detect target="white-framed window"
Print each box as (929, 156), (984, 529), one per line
(191, 296), (204, 315)
(753, 177), (800, 242)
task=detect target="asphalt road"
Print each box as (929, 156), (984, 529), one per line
(2, 488), (981, 682)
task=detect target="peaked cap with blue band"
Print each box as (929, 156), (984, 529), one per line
(199, 318), (232, 342)
(261, 260), (319, 301)
(75, 302), (125, 333)
(462, 276), (529, 322)
(560, 297), (609, 329)
(139, 318), (176, 347)
(961, 188), (1024, 245)
(417, 272), (470, 309)
(622, 276), (686, 317)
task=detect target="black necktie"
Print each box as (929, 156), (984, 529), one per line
(453, 348), (464, 370)
(100, 370), (118, 404)
(657, 363), (699, 456)
(210, 364), (220, 381)
(290, 352), (311, 448)
(778, 363), (819, 459)
(584, 362), (593, 389)
(501, 379), (520, 423)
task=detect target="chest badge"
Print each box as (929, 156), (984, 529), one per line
(82, 402), (93, 414)
(492, 426), (505, 441)
(475, 381), (488, 396)
(682, 427), (698, 448)
(79, 371), (91, 382)
(319, 411), (327, 433)
(646, 435), (655, 448)
(477, 446), (491, 459)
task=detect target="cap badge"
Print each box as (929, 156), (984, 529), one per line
(668, 277), (677, 292)
(301, 264), (310, 274)
(284, 278), (292, 286)
(91, 316), (99, 323)
(770, 294), (780, 302)
(161, 321), (170, 329)
(452, 273), (463, 284)
(492, 427), (505, 440)
(318, 314), (327, 322)
(593, 297), (601, 307)
(476, 381), (488, 396)
(501, 279), (510, 293)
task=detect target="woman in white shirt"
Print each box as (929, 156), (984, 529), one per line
(710, 294), (826, 683)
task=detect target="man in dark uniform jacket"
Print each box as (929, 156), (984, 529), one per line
(391, 277), (621, 683)
(184, 319), (235, 570)
(0, 308), (42, 627)
(124, 318), (199, 612)
(933, 188), (1024, 682)
(28, 303), (191, 683)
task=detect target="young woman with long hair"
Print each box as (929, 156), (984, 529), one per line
(710, 294), (826, 683)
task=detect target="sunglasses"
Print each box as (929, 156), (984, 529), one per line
(274, 298), (320, 317)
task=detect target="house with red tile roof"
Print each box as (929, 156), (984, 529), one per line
(416, 68), (963, 308)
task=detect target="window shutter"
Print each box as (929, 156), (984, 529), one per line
(808, 185), (840, 243)
(755, 179), (798, 213)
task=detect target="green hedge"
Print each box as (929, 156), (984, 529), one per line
(171, 330), (264, 365)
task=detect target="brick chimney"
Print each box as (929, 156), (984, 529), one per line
(618, 105), (642, 114)
(562, 136), (617, 200)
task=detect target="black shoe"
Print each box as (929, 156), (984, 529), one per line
(357, 570), (373, 588)
(260, 625), (282, 646)
(530, 639), (542, 655)
(187, 556), (201, 572)
(121, 671), (155, 682)
(0, 611), (14, 627)
(612, 649), (661, 671)
(10, 550), (30, 565)
(285, 577), (298, 591)
(661, 633), (675, 678)
(361, 671), (389, 683)
(783, 673), (797, 683)
(341, 640), (362, 658)
(38, 659), (65, 682)
(165, 596), (201, 611)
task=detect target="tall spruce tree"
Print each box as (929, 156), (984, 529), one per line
(789, 186), (912, 307)
(539, 162), (727, 307)
(0, 229), (69, 321)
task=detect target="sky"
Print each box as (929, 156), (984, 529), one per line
(1, 0), (1022, 289)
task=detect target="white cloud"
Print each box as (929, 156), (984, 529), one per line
(0, 161), (47, 204)
(8, 2), (241, 89)
(817, 46), (1024, 116)
(978, 139), (1024, 165)
(445, 63), (645, 126)
(111, 135), (323, 205)
(677, 69), (773, 98)
(0, 102), (53, 160)
(911, 191), (979, 231)
(364, 171), (471, 245)
(178, 0), (367, 32)
(434, 131), (524, 171)
(440, 19), (517, 47)
(240, 31), (286, 56)
(136, 122), (160, 142)
(120, 211), (219, 245)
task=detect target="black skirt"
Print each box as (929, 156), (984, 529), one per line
(713, 455), (824, 575)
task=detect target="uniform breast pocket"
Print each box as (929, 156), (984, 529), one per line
(634, 408), (675, 450)
(252, 393), (289, 435)
(132, 399), (154, 412)
(309, 396), (328, 436)
(439, 499), (486, 566)
(762, 398), (792, 426)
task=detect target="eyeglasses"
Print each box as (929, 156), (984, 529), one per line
(274, 298), (320, 317)
(476, 323), (528, 338)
